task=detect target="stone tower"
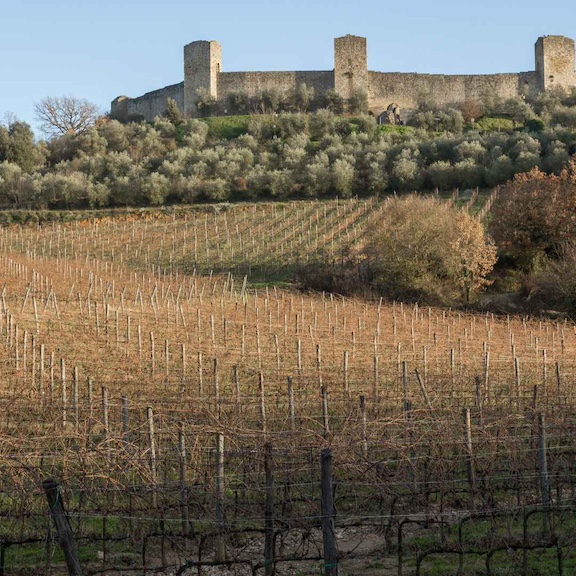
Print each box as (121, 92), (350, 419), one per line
(183, 40), (222, 117)
(535, 35), (576, 92)
(334, 35), (368, 101)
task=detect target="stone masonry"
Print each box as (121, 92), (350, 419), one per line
(111, 34), (576, 122)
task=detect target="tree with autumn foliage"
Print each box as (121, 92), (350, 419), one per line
(489, 161), (576, 266)
(364, 195), (497, 305)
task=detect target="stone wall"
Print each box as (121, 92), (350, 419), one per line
(217, 70), (334, 100)
(111, 83), (183, 121)
(111, 34), (576, 122)
(367, 71), (540, 115)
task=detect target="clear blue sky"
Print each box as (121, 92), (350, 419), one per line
(1, 0), (574, 136)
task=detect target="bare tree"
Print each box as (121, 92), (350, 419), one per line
(34, 96), (101, 138)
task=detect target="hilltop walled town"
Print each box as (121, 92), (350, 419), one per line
(111, 34), (576, 122)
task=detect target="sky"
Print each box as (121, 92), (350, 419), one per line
(1, 0), (575, 137)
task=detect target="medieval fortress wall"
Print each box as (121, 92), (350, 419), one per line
(111, 34), (576, 121)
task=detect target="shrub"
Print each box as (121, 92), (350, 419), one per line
(285, 83), (315, 113)
(196, 178), (230, 202)
(389, 149), (424, 191)
(295, 250), (369, 296)
(525, 118), (545, 132)
(252, 88), (284, 114)
(226, 91), (250, 115)
(165, 98), (183, 126)
(364, 195), (497, 305)
(523, 243), (576, 314)
(489, 162), (576, 266)
(195, 88), (217, 117)
(322, 89), (345, 114)
(276, 114), (309, 138)
(348, 89), (369, 114)
(551, 106), (576, 129)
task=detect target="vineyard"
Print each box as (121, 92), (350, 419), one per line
(1, 198), (576, 576)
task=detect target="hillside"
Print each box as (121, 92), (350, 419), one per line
(1, 211), (576, 573)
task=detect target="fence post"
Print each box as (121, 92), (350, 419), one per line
(43, 479), (83, 576)
(287, 376), (295, 432)
(538, 413), (550, 536)
(121, 396), (129, 446)
(360, 395), (367, 457)
(215, 432), (226, 561)
(146, 407), (157, 508)
(463, 408), (475, 510)
(178, 424), (190, 536)
(321, 385), (330, 438)
(321, 448), (338, 576)
(264, 442), (275, 575)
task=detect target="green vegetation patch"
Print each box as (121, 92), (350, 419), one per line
(201, 115), (251, 139)
(474, 116), (516, 132)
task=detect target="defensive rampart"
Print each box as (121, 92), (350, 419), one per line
(111, 34), (576, 122)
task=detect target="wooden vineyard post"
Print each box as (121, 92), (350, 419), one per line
(321, 448), (338, 576)
(147, 407), (157, 507)
(372, 355), (379, 405)
(484, 349), (490, 405)
(264, 442), (274, 576)
(402, 361), (408, 414)
(555, 361), (562, 406)
(541, 349), (547, 408)
(450, 348), (455, 399)
(514, 356), (521, 407)
(259, 372), (267, 434)
(181, 343), (186, 393)
(150, 332), (155, 376)
(121, 396), (129, 446)
(87, 378), (93, 426)
(39, 343), (45, 405)
(360, 395), (367, 457)
(475, 376), (484, 428)
(102, 387), (110, 461)
(321, 385), (330, 438)
(414, 369), (431, 412)
(215, 432), (226, 561)
(538, 413), (550, 536)
(164, 339), (169, 380)
(178, 424), (190, 536)
(287, 376), (295, 432)
(463, 408), (475, 510)
(343, 351), (349, 395)
(233, 365), (240, 413)
(43, 479), (83, 576)
(73, 367), (79, 432)
(61, 358), (67, 428)
(198, 351), (204, 395)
